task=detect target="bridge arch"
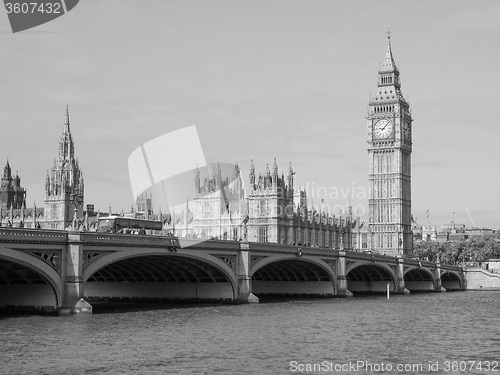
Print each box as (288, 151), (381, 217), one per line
(0, 247), (62, 307)
(82, 248), (238, 301)
(346, 262), (397, 294)
(250, 255), (337, 296)
(441, 270), (463, 291)
(404, 266), (436, 292)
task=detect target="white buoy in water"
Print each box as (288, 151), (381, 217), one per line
(386, 283), (390, 300)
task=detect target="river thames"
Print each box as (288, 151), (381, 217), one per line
(1, 291), (499, 375)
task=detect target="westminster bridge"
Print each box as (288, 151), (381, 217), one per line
(0, 228), (465, 314)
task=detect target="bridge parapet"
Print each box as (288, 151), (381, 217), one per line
(80, 232), (176, 248)
(178, 238), (241, 251)
(0, 228), (67, 244)
(344, 251), (398, 264)
(404, 259), (439, 269)
(440, 263), (465, 273)
(247, 242), (340, 256)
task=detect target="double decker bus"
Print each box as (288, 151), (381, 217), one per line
(98, 216), (163, 234)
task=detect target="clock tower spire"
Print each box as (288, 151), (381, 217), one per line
(367, 32), (413, 256)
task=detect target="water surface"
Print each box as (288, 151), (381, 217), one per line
(1, 292), (499, 374)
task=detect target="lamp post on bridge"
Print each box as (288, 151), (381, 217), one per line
(398, 230), (402, 256)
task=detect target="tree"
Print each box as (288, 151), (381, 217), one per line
(413, 237), (500, 265)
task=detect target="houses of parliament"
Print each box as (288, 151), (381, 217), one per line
(0, 107), (84, 231)
(0, 34), (413, 256)
(160, 160), (355, 250)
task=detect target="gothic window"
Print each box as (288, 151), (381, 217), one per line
(260, 199), (267, 215)
(258, 226), (268, 243)
(203, 202), (211, 218)
(280, 227), (286, 245)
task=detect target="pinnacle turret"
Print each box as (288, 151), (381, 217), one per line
(272, 157), (279, 186)
(272, 157), (278, 175)
(195, 164), (201, 193)
(64, 105), (71, 133)
(380, 30), (398, 74)
(249, 159), (255, 185)
(287, 162), (294, 189)
(3, 160), (11, 179)
(233, 163), (240, 179)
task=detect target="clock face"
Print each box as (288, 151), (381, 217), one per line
(403, 120), (411, 141)
(374, 119), (393, 139)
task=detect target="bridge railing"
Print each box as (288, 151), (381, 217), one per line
(177, 238), (241, 250)
(80, 232), (177, 247)
(0, 227), (68, 243)
(440, 263), (465, 272)
(404, 258), (439, 269)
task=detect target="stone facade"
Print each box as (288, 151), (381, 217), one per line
(0, 160), (26, 211)
(44, 106), (84, 229)
(163, 160), (353, 249)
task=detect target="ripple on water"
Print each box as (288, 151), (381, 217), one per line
(0, 292), (499, 374)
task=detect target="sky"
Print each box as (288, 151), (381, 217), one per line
(1, 1), (499, 229)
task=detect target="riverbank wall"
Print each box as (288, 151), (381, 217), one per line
(466, 268), (500, 290)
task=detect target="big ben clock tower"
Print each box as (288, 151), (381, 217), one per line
(367, 32), (412, 256)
